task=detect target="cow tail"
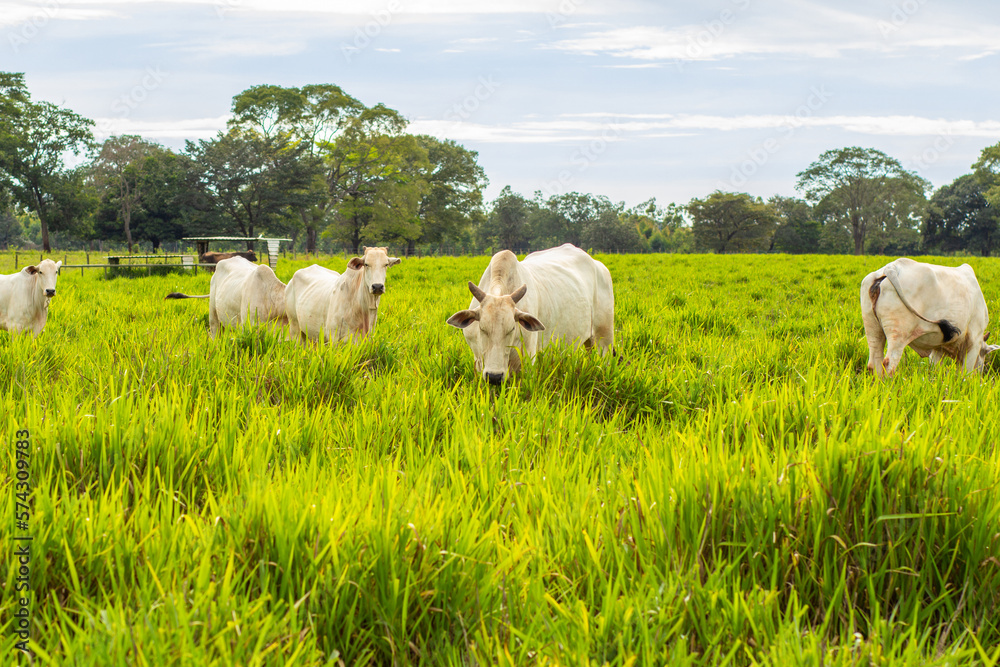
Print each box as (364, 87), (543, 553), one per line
(883, 267), (960, 343)
(165, 292), (209, 299)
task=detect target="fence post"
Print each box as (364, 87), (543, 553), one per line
(14, 251), (17, 269)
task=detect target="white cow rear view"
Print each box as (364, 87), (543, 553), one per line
(165, 256), (286, 338)
(446, 243), (614, 384)
(860, 257), (999, 377)
(0, 259), (62, 337)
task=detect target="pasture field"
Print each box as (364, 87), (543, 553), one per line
(3, 250), (1000, 666)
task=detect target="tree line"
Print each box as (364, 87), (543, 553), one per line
(688, 145), (1000, 256)
(1, 70), (998, 256)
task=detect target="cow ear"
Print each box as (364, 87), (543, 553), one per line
(446, 309), (480, 329)
(387, 256), (401, 267)
(24, 265), (38, 275)
(988, 344), (1000, 355)
(515, 310), (544, 332)
(348, 257), (364, 270)
(510, 284), (527, 304)
(55, 260), (62, 270)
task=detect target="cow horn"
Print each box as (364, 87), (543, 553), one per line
(468, 281), (487, 303)
(986, 331), (991, 341)
(510, 284), (527, 304)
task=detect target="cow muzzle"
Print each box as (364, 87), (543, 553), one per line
(45, 289), (55, 297)
(485, 371), (505, 385)
(371, 283), (385, 295)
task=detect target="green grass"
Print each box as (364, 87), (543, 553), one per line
(3, 251), (1000, 665)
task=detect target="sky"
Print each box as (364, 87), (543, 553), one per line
(2, 0), (999, 209)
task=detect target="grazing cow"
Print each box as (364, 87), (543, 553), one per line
(446, 243), (614, 385)
(165, 256), (286, 338)
(861, 257), (999, 377)
(200, 250), (257, 264)
(0, 259), (62, 337)
(285, 246), (401, 343)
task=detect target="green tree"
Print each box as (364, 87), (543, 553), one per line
(583, 206), (643, 253)
(796, 146), (928, 255)
(770, 196), (820, 253)
(480, 186), (532, 251)
(324, 105), (428, 253)
(414, 135), (487, 252)
(688, 191), (778, 253)
(230, 83), (364, 253)
(922, 174), (997, 256)
(863, 177), (926, 255)
(91, 135), (163, 253)
(132, 148), (194, 250)
(0, 209), (24, 248)
(186, 129), (320, 247)
(973, 141), (1000, 209)
(0, 72), (95, 252)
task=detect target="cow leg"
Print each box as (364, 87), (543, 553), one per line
(882, 338), (908, 377)
(861, 311), (886, 377)
(963, 348), (981, 373)
(860, 275), (887, 377)
(209, 302), (221, 339)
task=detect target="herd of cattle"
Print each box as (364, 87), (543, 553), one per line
(0, 246), (996, 382)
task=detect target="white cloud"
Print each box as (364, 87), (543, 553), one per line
(0, 1), (115, 28)
(93, 115), (229, 140)
(43, 0), (600, 14)
(545, 4), (1000, 63)
(558, 113), (1000, 138)
(96, 112), (1000, 146)
(174, 38), (306, 57)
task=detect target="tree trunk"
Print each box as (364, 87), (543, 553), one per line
(40, 218), (51, 253)
(307, 226), (317, 254)
(124, 211), (133, 254)
(406, 238), (415, 256)
(35, 189), (51, 253)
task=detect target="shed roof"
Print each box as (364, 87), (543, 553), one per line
(182, 236), (292, 242)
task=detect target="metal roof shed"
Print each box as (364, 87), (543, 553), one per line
(182, 236), (292, 270)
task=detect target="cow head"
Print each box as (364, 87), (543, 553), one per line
(25, 259), (61, 299)
(347, 246), (400, 296)
(446, 281), (544, 385)
(978, 331), (1000, 369)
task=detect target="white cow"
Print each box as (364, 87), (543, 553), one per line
(285, 246), (401, 343)
(446, 243), (614, 384)
(0, 259), (62, 337)
(165, 256), (287, 338)
(861, 257), (999, 377)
